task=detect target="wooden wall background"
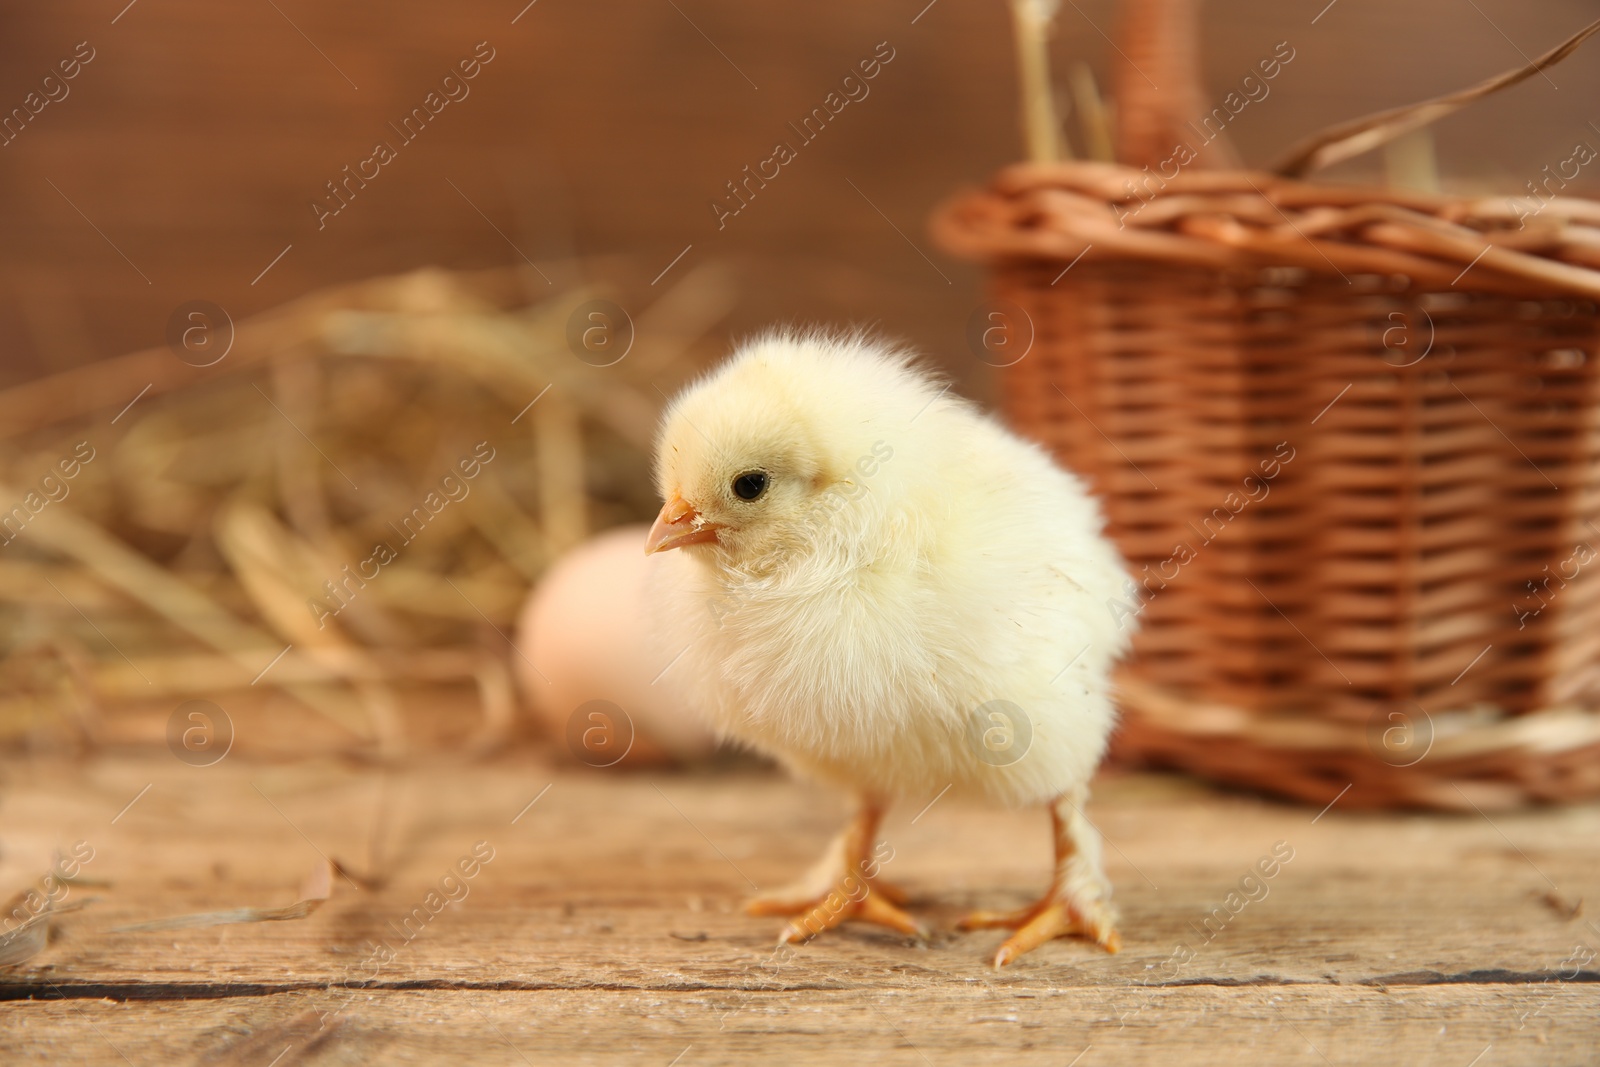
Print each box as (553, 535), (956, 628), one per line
(2, 0), (1600, 393)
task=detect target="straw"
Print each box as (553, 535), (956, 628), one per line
(0, 265), (727, 755)
(1008, 0), (1067, 163)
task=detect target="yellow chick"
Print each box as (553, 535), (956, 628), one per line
(645, 331), (1133, 966)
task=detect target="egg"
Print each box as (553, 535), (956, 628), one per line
(513, 524), (719, 765)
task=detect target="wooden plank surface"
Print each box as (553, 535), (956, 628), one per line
(2, 742), (1597, 1065)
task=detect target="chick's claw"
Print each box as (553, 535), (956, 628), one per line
(992, 902), (1119, 968)
(747, 875), (910, 916)
(774, 882), (928, 945)
(859, 877), (909, 906)
(966, 788), (1122, 967)
(963, 897), (1121, 967)
(956, 904), (1040, 931)
(751, 799), (925, 945)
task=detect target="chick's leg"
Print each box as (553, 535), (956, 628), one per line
(745, 800), (924, 944)
(959, 784), (1120, 966)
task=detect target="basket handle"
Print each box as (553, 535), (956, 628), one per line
(1272, 17), (1600, 178)
(1112, 0), (1239, 169)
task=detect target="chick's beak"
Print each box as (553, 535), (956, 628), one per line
(645, 494), (722, 554)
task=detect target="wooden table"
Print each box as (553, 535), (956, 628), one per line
(2, 748), (1597, 1065)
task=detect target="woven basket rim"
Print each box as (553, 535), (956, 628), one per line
(930, 160), (1600, 299)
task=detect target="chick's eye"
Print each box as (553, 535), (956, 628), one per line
(732, 471), (768, 501)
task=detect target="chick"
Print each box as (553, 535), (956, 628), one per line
(645, 331), (1133, 966)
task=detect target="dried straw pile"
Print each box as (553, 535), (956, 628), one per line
(0, 265), (730, 757)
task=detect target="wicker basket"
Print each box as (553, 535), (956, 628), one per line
(931, 6), (1600, 810)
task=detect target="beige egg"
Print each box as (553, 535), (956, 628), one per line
(514, 524), (718, 765)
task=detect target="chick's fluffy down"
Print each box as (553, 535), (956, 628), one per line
(648, 333), (1133, 808)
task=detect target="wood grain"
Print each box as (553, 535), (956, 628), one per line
(1, 746), (1595, 1063)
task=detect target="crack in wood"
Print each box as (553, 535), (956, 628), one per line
(0, 980), (850, 1002)
(5, 970), (1596, 1002)
(1359, 969), (1600, 986)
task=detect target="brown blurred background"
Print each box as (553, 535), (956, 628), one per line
(4, 0), (1600, 392)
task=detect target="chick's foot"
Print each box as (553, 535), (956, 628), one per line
(745, 800), (926, 944)
(959, 787), (1121, 967)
